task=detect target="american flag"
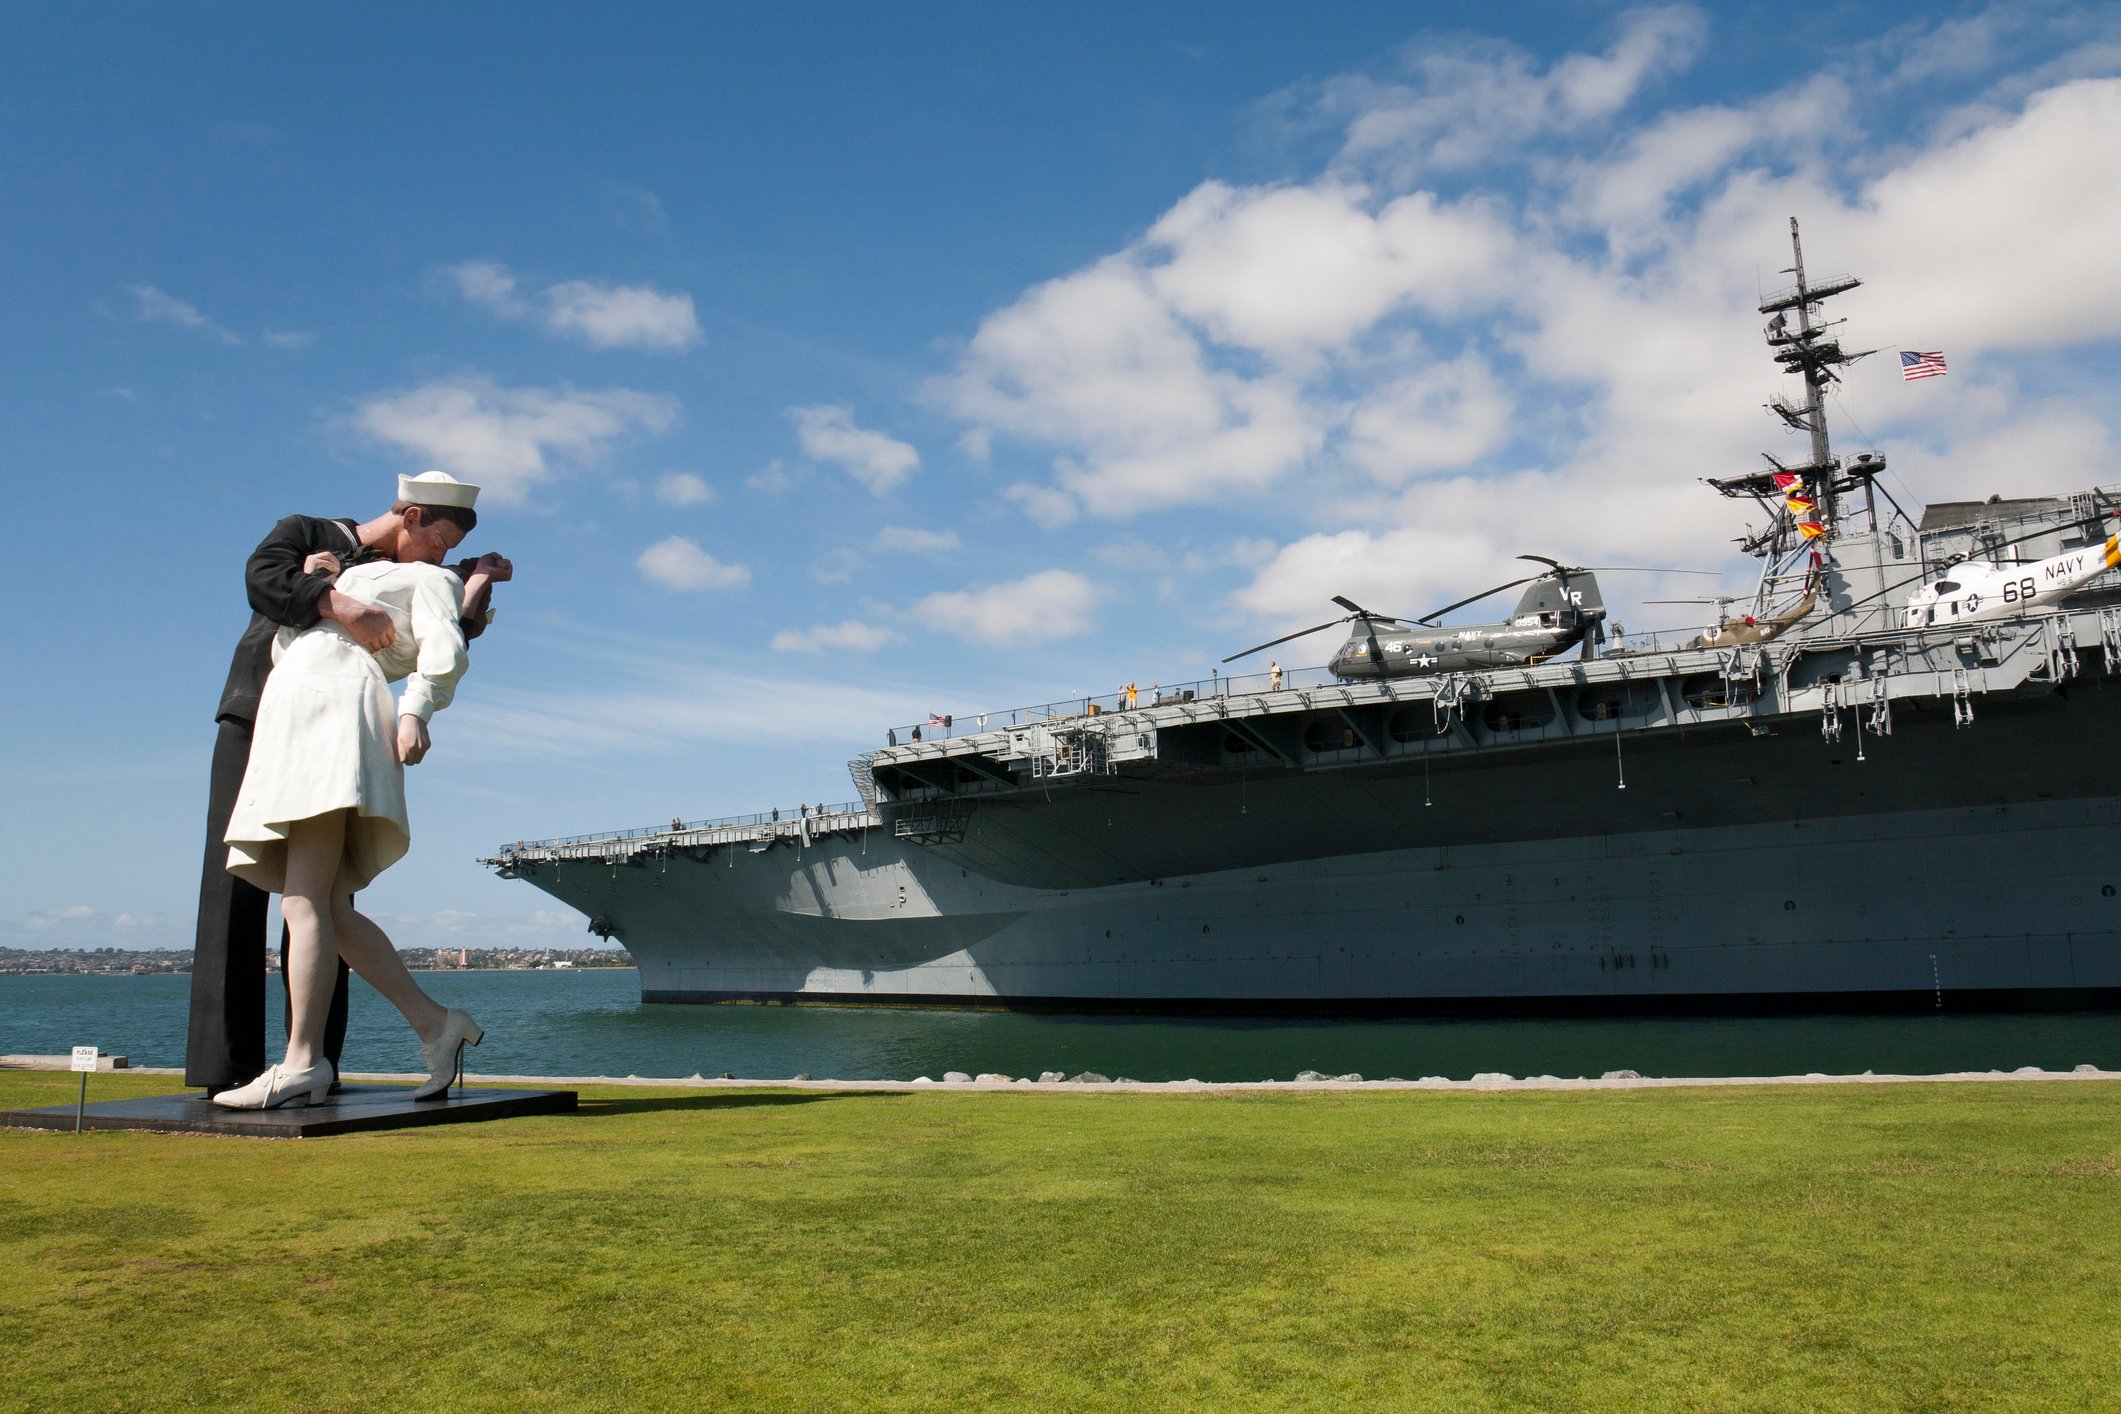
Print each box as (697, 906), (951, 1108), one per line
(1900, 350), (1948, 381)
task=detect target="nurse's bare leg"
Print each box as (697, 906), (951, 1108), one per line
(328, 895), (448, 1044)
(279, 811), (348, 1074)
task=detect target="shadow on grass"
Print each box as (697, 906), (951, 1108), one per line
(573, 1091), (909, 1118)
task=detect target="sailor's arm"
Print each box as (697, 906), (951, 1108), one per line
(245, 516), (397, 651)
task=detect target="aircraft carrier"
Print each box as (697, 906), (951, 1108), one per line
(488, 225), (2121, 1013)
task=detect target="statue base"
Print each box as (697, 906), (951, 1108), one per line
(2, 1083), (576, 1138)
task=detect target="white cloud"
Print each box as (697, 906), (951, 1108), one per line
(655, 472), (714, 505)
(1343, 352), (1513, 481)
(447, 260), (525, 313)
(1003, 481), (1079, 527)
(445, 261), (703, 351)
(601, 181), (670, 234)
(450, 652), (933, 759)
(908, 569), (1099, 646)
(933, 256), (1323, 517)
(1323, 6), (1709, 179)
(922, 10), (2121, 642)
(811, 548), (863, 583)
(747, 458), (798, 494)
(260, 329), (316, 351)
(544, 280), (702, 351)
(127, 284), (243, 344)
(770, 620), (904, 653)
(636, 536), (749, 591)
(353, 375), (680, 503)
(1145, 182), (1516, 358)
(14, 904), (177, 945)
(1835, 78), (2121, 351)
(874, 526), (961, 553)
(789, 404), (921, 494)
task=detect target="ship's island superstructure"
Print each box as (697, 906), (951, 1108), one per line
(489, 224), (2121, 1012)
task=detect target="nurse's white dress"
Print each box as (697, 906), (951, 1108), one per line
(225, 561), (468, 894)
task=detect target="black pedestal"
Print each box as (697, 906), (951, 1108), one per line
(1, 1083), (576, 1138)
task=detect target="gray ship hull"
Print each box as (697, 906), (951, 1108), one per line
(501, 678), (2121, 1012)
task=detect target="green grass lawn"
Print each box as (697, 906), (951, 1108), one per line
(2, 1072), (2117, 1412)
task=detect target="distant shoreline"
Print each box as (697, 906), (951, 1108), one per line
(0, 945), (635, 978)
(0, 965), (640, 976)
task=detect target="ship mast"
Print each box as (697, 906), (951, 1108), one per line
(1758, 217), (1868, 530)
(1706, 218), (1886, 614)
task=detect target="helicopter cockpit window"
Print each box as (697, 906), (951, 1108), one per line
(1934, 580), (1960, 593)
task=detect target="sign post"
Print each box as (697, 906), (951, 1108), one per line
(70, 1046), (98, 1134)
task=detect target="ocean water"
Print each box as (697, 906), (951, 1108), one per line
(3, 970), (2118, 1083)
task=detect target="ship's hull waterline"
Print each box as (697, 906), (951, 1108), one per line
(503, 684), (2121, 1014)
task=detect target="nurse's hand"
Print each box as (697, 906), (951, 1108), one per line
(397, 715), (431, 766)
(466, 552), (513, 582)
(303, 551), (342, 578)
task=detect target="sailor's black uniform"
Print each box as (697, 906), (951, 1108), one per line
(186, 516), (363, 1091)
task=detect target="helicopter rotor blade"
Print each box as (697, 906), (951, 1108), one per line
(1576, 565), (1722, 576)
(1513, 557), (1721, 578)
(1328, 595), (1415, 625)
(1415, 575), (1537, 625)
(1221, 616), (1351, 664)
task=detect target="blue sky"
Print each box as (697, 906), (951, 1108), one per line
(6, 2), (2119, 953)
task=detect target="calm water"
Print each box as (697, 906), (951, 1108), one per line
(3, 970), (2118, 1082)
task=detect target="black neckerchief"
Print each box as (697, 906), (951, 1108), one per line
(338, 520), (384, 569)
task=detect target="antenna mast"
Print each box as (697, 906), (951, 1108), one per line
(1704, 218), (1887, 613)
(1759, 217), (1867, 529)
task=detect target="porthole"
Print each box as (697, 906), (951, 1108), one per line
(1783, 900), (1797, 911)
(1454, 914), (1465, 925)
(2104, 885), (2116, 898)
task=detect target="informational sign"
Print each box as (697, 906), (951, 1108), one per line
(71, 1046), (98, 1133)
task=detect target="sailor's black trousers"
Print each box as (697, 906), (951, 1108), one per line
(185, 717), (350, 1090)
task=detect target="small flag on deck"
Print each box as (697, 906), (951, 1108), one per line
(1900, 350), (1948, 381)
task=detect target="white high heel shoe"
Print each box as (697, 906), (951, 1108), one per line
(413, 1009), (485, 1100)
(211, 1062), (334, 1111)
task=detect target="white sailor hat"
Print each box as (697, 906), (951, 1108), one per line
(396, 469), (480, 509)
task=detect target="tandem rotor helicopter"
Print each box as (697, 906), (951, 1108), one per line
(1224, 557), (1723, 681)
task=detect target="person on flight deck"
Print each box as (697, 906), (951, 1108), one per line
(186, 471), (502, 1097)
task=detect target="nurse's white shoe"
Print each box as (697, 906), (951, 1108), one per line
(413, 1010), (485, 1100)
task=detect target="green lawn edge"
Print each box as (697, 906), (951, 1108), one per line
(4, 1072), (2116, 1412)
